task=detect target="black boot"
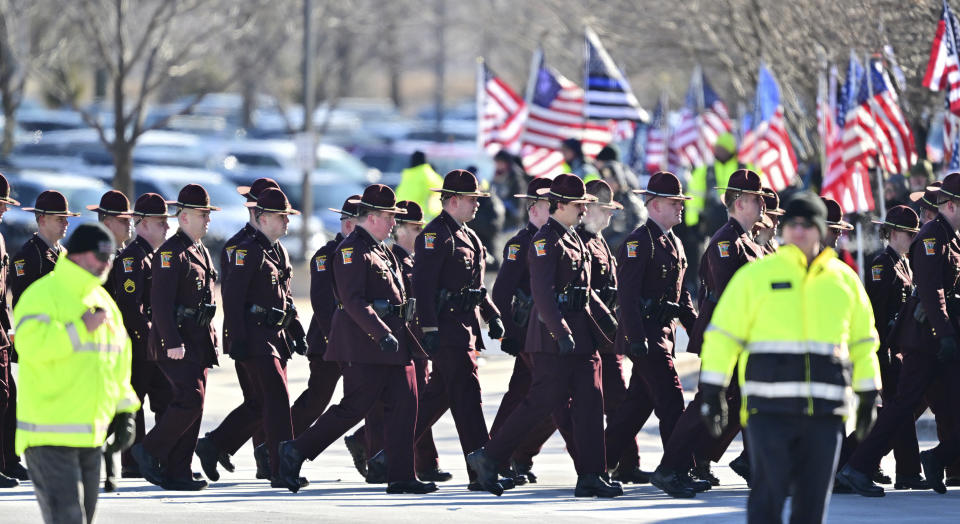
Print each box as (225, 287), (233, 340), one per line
(920, 450), (946, 494)
(946, 475), (960, 487)
(498, 465), (526, 486)
(161, 477), (208, 491)
(195, 436), (233, 482)
(365, 450), (388, 484)
(611, 465), (652, 484)
(872, 467), (891, 485)
(680, 470), (711, 492)
(510, 459), (537, 484)
(343, 435), (368, 477)
(894, 474), (929, 490)
(729, 454), (751, 486)
(651, 467), (695, 498)
(254, 443), (271, 480)
(836, 465), (885, 497)
(386, 479), (438, 494)
(418, 468), (453, 482)
(2, 462), (28, 481)
(130, 444), (164, 487)
(690, 461), (720, 486)
(271, 476), (310, 489)
(465, 449), (504, 496)
(0, 472), (18, 489)
(574, 473), (623, 498)
(276, 441), (306, 493)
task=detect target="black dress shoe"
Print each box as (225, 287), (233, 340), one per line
(836, 465), (885, 497)
(465, 449), (503, 496)
(729, 454), (751, 486)
(510, 459), (537, 484)
(418, 468), (453, 482)
(121, 466), (142, 479)
(195, 436), (231, 482)
(497, 466), (526, 486)
(920, 450), (946, 494)
(0, 472), (18, 488)
(468, 480), (504, 493)
(574, 473), (623, 498)
(344, 435), (368, 477)
(691, 461), (720, 486)
(365, 450), (387, 484)
(193, 472), (204, 480)
(612, 466), (652, 485)
(680, 471), (711, 492)
(104, 478), (117, 493)
(386, 480), (438, 494)
(162, 477), (208, 491)
(651, 467), (695, 498)
(2, 462), (28, 481)
(872, 467), (892, 485)
(271, 477), (310, 489)
(277, 441), (306, 493)
(254, 443), (271, 480)
(131, 444), (164, 487)
(894, 474), (929, 490)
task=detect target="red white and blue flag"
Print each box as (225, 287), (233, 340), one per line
(669, 69), (733, 169)
(477, 61), (527, 155)
(924, 0), (960, 116)
(738, 65), (797, 190)
(820, 61), (874, 214)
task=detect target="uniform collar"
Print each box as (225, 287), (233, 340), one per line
(646, 218), (666, 238)
(252, 228), (275, 250)
(133, 235), (153, 254)
(355, 225), (383, 248)
(883, 244), (902, 262)
(440, 209), (464, 229)
(392, 243), (411, 258)
(52, 254), (103, 297)
(576, 223), (598, 240)
(525, 222), (539, 235)
(547, 216), (574, 235)
(727, 216), (748, 238)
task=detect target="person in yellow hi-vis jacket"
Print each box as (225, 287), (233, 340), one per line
(698, 192), (881, 524)
(13, 223), (140, 524)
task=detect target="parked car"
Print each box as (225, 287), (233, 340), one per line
(355, 139), (494, 188)
(213, 139), (380, 188)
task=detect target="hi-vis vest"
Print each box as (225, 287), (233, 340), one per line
(700, 244), (881, 425)
(13, 255), (139, 454)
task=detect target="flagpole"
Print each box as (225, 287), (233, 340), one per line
(661, 89), (670, 171)
(475, 56), (485, 153)
(524, 47), (542, 108)
(864, 52), (888, 221)
(750, 64), (763, 168)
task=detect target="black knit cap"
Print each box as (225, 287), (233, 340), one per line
(65, 222), (116, 260)
(782, 191), (827, 238)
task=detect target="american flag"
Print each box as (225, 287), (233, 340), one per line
(738, 65), (797, 191)
(669, 69), (733, 169)
(521, 58), (612, 178)
(820, 62), (874, 214)
(477, 61), (527, 155)
(840, 57), (917, 175)
(645, 100), (668, 173)
(923, 0), (960, 116)
(583, 27), (648, 122)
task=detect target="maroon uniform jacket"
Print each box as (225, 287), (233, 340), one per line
(895, 214), (960, 353)
(222, 229), (292, 360)
(687, 218), (762, 355)
(306, 233), (343, 357)
(866, 245), (912, 351)
(614, 219), (697, 356)
(412, 210), (499, 351)
(149, 229), (218, 367)
(491, 223), (537, 346)
(0, 234), (11, 352)
(10, 233), (60, 307)
(577, 225), (618, 354)
(113, 236), (155, 359)
(525, 217), (611, 355)
(323, 227), (425, 365)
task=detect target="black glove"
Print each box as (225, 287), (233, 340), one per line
(379, 333), (399, 353)
(500, 337), (521, 357)
(699, 383), (728, 439)
(557, 334), (575, 355)
(658, 301), (681, 325)
(876, 347), (892, 369)
(229, 340), (249, 361)
(855, 391), (879, 441)
(938, 336), (959, 362)
(627, 338), (648, 358)
(421, 330), (440, 357)
(488, 316), (505, 340)
(596, 312), (618, 339)
(106, 412), (137, 453)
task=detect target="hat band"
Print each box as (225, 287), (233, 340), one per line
(440, 188), (484, 195)
(359, 201), (400, 211)
(880, 220), (918, 230)
(178, 202), (213, 209)
(941, 187), (960, 201)
(922, 196), (938, 208)
(549, 190), (585, 200)
(256, 205), (295, 213)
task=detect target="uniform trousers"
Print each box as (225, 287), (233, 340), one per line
(207, 356), (293, 477)
(142, 360), (208, 480)
(0, 348), (19, 472)
(122, 358), (172, 471)
(604, 349), (684, 469)
(600, 353), (640, 470)
(484, 352), (605, 475)
(355, 358), (439, 472)
(292, 362), (418, 483)
(413, 347), (489, 479)
(746, 414), (842, 524)
(290, 356), (342, 436)
(848, 351), (960, 474)
(660, 377), (745, 470)
(25, 446), (101, 524)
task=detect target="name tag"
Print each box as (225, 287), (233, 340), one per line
(771, 282), (791, 290)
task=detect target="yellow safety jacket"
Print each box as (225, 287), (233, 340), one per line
(396, 162), (444, 221)
(700, 244), (881, 425)
(13, 255), (139, 454)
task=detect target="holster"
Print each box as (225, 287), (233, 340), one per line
(371, 299), (416, 322)
(176, 304), (217, 327)
(248, 304), (293, 330)
(596, 286), (618, 311)
(555, 286), (589, 312)
(511, 289), (535, 328)
(438, 287), (486, 313)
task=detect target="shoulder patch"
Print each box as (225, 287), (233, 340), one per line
(871, 264), (883, 281)
(717, 241), (731, 258)
(315, 254), (327, 272)
(122, 257), (134, 273)
(424, 232), (437, 250)
(235, 249), (247, 266)
(13, 259), (24, 277)
(123, 278), (136, 294)
(160, 251), (172, 269)
(626, 240), (638, 258)
(533, 239), (547, 257)
(923, 238), (937, 256)
(506, 244), (520, 261)
(341, 247), (354, 264)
